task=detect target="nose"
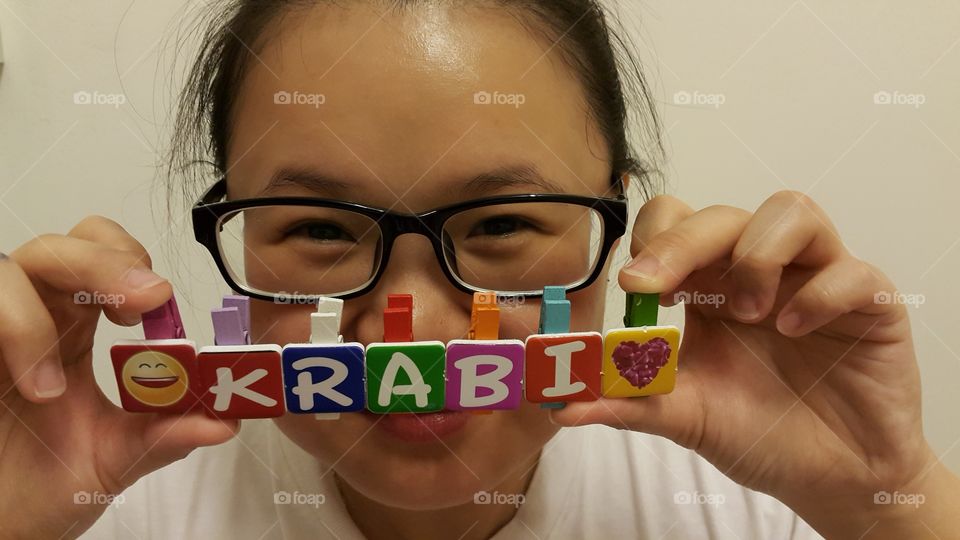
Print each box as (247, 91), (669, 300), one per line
(347, 234), (471, 344)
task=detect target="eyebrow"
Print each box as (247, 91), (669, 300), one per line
(258, 163), (568, 200)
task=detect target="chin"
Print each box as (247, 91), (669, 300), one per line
(273, 404), (558, 510)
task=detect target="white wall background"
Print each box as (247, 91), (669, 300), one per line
(0, 1), (957, 475)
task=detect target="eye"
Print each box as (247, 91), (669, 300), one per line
(467, 216), (530, 238)
(288, 221), (355, 242)
(155, 363), (168, 369)
(138, 363), (151, 369)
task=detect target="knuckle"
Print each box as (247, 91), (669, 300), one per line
(731, 249), (780, 275)
(649, 229), (690, 257)
(69, 215), (118, 236)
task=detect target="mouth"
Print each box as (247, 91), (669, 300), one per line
(131, 376), (179, 389)
(362, 410), (472, 443)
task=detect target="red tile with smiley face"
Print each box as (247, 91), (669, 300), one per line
(110, 339), (200, 413)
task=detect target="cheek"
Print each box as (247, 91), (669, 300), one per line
(251, 302), (314, 344)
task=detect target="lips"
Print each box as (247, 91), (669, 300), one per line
(363, 410), (471, 443)
(131, 376), (179, 388)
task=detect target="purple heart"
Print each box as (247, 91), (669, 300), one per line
(611, 337), (671, 389)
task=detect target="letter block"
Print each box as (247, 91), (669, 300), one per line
(524, 332), (602, 403)
(445, 340), (524, 411)
(365, 342), (445, 413)
(111, 339), (200, 413)
(602, 326), (681, 397)
(282, 343), (366, 414)
(197, 344), (285, 418)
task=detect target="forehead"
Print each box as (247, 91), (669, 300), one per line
(226, 2), (611, 207)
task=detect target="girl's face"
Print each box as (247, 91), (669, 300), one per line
(227, 3), (615, 510)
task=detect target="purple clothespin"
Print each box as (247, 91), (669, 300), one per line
(142, 294), (185, 340)
(212, 295), (251, 346)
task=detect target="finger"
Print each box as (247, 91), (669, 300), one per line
(10, 235), (171, 325)
(0, 257), (66, 402)
(68, 216), (157, 326)
(549, 379), (706, 452)
(99, 412), (239, 494)
(728, 191), (846, 322)
(620, 205), (752, 294)
(775, 257), (897, 337)
(626, 195), (695, 258)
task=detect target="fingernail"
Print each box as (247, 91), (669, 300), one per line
(623, 256), (659, 279)
(778, 312), (803, 335)
(733, 294), (760, 320)
(124, 268), (167, 292)
(34, 361), (66, 399)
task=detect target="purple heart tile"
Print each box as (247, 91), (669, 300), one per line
(611, 337), (671, 389)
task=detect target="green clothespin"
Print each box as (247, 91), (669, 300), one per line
(624, 292), (660, 327)
(539, 286), (570, 410)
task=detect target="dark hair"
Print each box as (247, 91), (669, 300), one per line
(166, 0), (662, 208)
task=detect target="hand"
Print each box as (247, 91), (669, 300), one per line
(551, 191), (960, 539)
(0, 216), (237, 539)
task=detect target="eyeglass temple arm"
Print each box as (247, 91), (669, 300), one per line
(196, 178), (228, 206)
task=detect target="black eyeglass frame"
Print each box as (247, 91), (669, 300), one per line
(192, 176), (628, 302)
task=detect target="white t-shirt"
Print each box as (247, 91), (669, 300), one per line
(84, 420), (823, 539)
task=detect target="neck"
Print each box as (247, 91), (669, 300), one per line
(337, 452), (541, 540)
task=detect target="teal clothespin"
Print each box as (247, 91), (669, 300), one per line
(538, 286), (570, 409)
(624, 292), (659, 327)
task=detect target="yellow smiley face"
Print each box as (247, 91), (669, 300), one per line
(121, 351), (190, 406)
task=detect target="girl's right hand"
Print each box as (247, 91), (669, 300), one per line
(0, 216), (238, 539)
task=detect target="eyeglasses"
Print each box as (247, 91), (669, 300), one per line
(192, 177), (628, 302)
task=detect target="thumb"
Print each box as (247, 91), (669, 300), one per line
(549, 379), (706, 451)
(99, 411), (239, 492)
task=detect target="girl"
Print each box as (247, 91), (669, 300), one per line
(2, 1), (957, 538)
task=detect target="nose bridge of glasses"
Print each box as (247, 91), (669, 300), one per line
(388, 210), (440, 239)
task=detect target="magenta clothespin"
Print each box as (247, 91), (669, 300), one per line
(142, 294), (185, 340)
(212, 295), (251, 346)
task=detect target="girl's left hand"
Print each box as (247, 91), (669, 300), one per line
(551, 191), (959, 539)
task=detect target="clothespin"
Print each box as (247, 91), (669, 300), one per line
(311, 296), (346, 420)
(468, 291), (500, 340)
(623, 292), (659, 327)
(211, 295), (251, 346)
(538, 286), (570, 409)
(311, 297), (344, 344)
(143, 294), (186, 340)
(538, 286), (570, 334)
(383, 294), (413, 342)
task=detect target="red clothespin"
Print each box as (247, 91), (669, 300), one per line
(142, 294), (185, 340)
(383, 294), (413, 342)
